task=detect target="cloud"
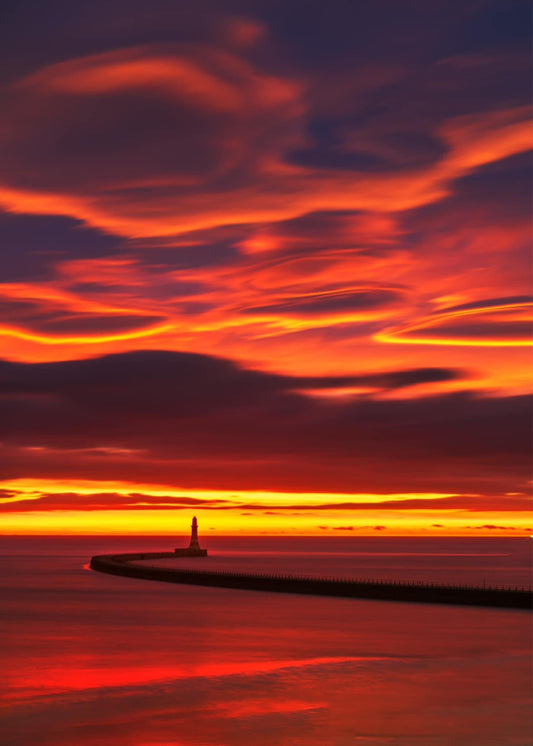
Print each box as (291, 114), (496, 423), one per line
(282, 496), (532, 512)
(238, 212), (403, 255)
(221, 17), (268, 48)
(0, 43), (530, 240)
(467, 524), (517, 531)
(7, 45), (302, 188)
(288, 367), (466, 392)
(0, 2), (530, 516)
(0, 260), (174, 347)
(438, 296), (533, 315)
(0, 44), (305, 236)
(0, 350), (529, 495)
(0, 23), (529, 380)
(6, 488), (528, 515)
(0, 211), (120, 283)
(243, 288), (403, 319)
(319, 525), (387, 532)
(0, 490), (236, 512)
(376, 296), (532, 347)
(0, 349), (466, 403)
(0, 296), (166, 337)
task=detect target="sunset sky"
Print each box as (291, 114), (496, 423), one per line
(1, 0), (531, 535)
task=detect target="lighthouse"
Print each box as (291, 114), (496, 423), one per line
(189, 516), (200, 550)
(175, 516), (208, 556)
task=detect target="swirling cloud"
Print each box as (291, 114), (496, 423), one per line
(0, 46), (530, 239)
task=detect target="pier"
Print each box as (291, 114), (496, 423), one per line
(89, 551), (532, 610)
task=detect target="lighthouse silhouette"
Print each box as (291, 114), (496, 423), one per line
(175, 516), (208, 556)
(189, 516), (200, 550)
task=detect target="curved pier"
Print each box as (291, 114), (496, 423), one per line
(90, 552), (532, 610)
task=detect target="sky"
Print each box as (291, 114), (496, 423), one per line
(0, 0), (531, 535)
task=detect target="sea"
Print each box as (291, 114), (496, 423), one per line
(1, 536), (531, 746)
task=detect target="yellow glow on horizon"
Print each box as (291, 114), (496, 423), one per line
(0, 478), (530, 537)
(1, 508), (530, 536)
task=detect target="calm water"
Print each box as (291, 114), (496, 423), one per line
(1, 536), (531, 746)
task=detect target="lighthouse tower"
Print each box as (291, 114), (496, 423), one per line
(175, 516), (208, 556)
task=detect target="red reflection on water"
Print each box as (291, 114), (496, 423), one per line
(7, 655), (384, 698)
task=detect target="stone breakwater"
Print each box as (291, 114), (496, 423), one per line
(89, 552), (532, 610)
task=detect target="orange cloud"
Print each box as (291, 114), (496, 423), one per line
(0, 274), (172, 347)
(376, 297), (533, 347)
(0, 45), (530, 401)
(0, 46), (529, 240)
(438, 107), (533, 175)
